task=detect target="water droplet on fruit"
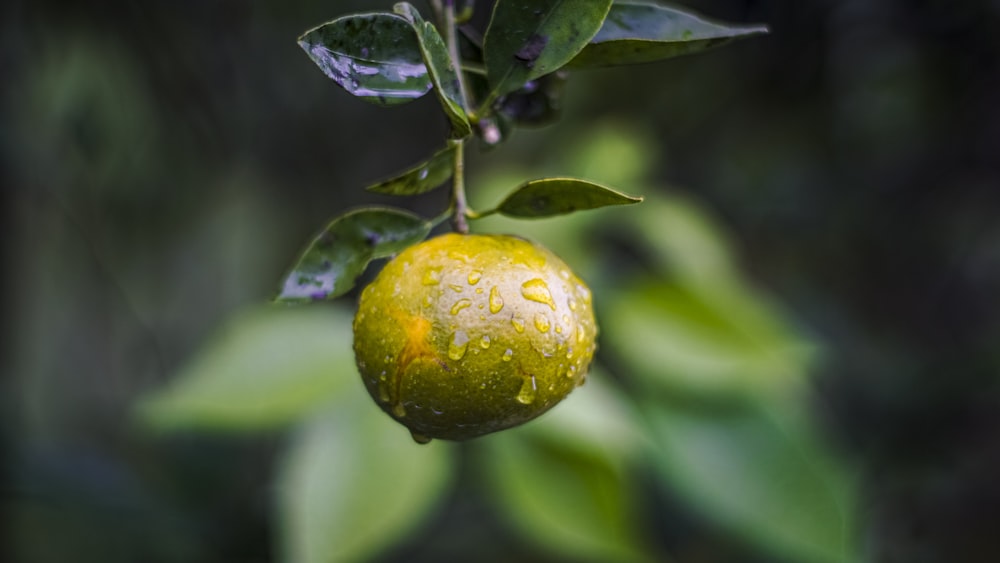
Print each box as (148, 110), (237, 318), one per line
(489, 286), (504, 313)
(516, 374), (537, 405)
(448, 330), (469, 360)
(479, 335), (491, 349)
(568, 298), (578, 311)
(449, 284), (463, 293)
(450, 299), (472, 315)
(468, 270), (482, 285)
(534, 314), (550, 333)
(410, 430), (432, 444)
(521, 278), (556, 310)
(511, 317), (525, 333)
(555, 324), (563, 334)
(502, 348), (513, 362)
(577, 284), (592, 304)
(422, 267), (442, 285)
(392, 402), (407, 417)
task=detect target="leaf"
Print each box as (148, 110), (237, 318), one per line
(569, 1), (769, 68)
(393, 3), (472, 137)
(366, 143), (456, 196)
(298, 13), (432, 106)
(481, 425), (650, 562)
(494, 177), (642, 218)
(483, 0), (613, 98)
(604, 281), (816, 400)
(136, 305), (355, 431)
(499, 71), (568, 127)
(278, 401), (453, 563)
(644, 399), (857, 563)
(276, 208), (431, 303)
(631, 194), (739, 286)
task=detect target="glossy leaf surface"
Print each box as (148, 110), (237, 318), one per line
(645, 400), (856, 563)
(394, 3), (471, 137)
(298, 13), (432, 106)
(569, 1), (769, 68)
(495, 177), (642, 218)
(276, 208), (431, 302)
(366, 143), (456, 195)
(136, 306), (354, 430)
(484, 0), (612, 98)
(278, 402), (453, 563)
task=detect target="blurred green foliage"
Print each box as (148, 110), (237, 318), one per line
(4, 1), (1000, 563)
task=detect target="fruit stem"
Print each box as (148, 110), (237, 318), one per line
(451, 139), (470, 233)
(439, 0), (472, 234)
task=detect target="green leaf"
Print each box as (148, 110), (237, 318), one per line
(393, 3), (472, 137)
(484, 0), (613, 99)
(298, 13), (432, 106)
(136, 305), (355, 431)
(276, 208), (431, 303)
(494, 177), (642, 218)
(278, 401), (454, 563)
(569, 1), (769, 68)
(366, 143), (456, 196)
(604, 281), (816, 400)
(644, 399), (857, 563)
(481, 422), (650, 562)
(631, 194), (739, 286)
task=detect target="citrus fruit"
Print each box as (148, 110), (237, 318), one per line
(352, 233), (597, 443)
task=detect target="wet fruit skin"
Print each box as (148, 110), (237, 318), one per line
(352, 233), (597, 442)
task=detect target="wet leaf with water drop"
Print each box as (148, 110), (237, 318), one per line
(276, 207), (431, 303)
(394, 2), (472, 137)
(366, 142), (457, 196)
(493, 177), (642, 219)
(568, 2), (769, 68)
(298, 12), (432, 106)
(483, 0), (613, 98)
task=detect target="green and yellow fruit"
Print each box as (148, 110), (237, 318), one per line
(352, 233), (597, 442)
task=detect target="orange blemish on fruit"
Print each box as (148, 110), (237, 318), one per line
(387, 309), (445, 417)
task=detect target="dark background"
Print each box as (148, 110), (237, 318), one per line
(3, 0), (999, 561)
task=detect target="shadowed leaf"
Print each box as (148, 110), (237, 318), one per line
(495, 177), (642, 218)
(367, 143), (456, 195)
(499, 71), (568, 127)
(298, 13), (432, 106)
(276, 208), (430, 302)
(569, 1), (769, 68)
